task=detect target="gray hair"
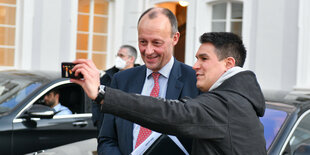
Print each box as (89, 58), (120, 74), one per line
(120, 45), (137, 62)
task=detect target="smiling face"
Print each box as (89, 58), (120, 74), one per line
(193, 43), (232, 92)
(138, 13), (179, 72)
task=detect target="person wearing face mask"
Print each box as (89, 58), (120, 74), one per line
(92, 45), (138, 131)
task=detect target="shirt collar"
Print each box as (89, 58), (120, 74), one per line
(53, 103), (61, 111)
(146, 57), (174, 79)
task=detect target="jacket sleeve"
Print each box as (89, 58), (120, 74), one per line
(97, 78), (122, 155)
(102, 87), (229, 139)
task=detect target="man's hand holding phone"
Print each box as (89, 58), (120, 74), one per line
(69, 59), (101, 101)
(61, 62), (83, 79)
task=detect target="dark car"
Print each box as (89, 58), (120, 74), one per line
(0, 70), (97, 155)
(262, 90), (310, 155)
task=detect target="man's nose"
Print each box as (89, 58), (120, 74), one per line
(192, 61), (200, 71)
(145, 44), (154, 55)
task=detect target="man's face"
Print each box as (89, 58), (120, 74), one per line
(117, 48), (132, 69)
(138, 14), (179, 72)
(193, 43), (228, 92)
(44, 92), (57, 108)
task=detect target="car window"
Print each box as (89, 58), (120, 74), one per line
(287, 110), (310, 155)
(0, 82), (41, 113)
(34, 83), (91, 117)
(260, 108), (287, 149)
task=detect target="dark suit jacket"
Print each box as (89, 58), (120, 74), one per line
(98, 59), (199, 155)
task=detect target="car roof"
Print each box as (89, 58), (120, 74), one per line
(264, 90), (310, 114)
(0, 70), (60, 82)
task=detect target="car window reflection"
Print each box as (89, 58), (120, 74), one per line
(260, 108), (287, 149)
(0, 82), (41, 112)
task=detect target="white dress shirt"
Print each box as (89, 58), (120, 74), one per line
(132, 57), (174, 148)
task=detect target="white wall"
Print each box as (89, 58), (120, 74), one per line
(105, 0), (144, 69)
(295, 0), (310, 91)
(28, 0), (77, 72)
(16, 0), (34, 70)
(248, 0), (298, 91)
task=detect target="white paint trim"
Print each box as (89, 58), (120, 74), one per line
(16, 0), (34, 70)
(226, 2), (231, 32)
(0, 24), (16, 28)
(0, 3), (16, 7)
(295, 0), (310, 91)
(185, 0), (200, 66)
(11, 0), (18, 69)
(241, 0), (252, 69)
(87, 0), (95, 59)
(0, 45), (15, 48)
(150, 0), (180, 4)
(105, 0), (125, 70)
(69, 0), (78, 61)
(105, 0), (115, 70)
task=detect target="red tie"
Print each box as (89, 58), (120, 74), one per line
(135, 72), (160, 148)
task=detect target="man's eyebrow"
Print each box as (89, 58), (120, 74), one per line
(196, 53), (208, 58)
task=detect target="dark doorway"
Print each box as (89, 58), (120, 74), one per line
(156, 2), (187, 63)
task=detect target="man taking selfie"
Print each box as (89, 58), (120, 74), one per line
(71, 32), (266, 155)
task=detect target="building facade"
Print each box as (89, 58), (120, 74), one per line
(0, 0), (309, 92)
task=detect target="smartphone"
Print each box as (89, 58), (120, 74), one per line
(61, 62), (83, 79)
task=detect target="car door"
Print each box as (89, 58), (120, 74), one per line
(11, 81), (97, 154)
(280, 110), (310, 155)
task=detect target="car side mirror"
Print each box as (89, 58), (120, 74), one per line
(22, 104), (56, 119)
(293, 143), (310, 155)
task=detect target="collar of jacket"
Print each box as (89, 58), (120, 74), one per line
(209, 66), (245, 91)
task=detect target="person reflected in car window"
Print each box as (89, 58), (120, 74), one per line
(44, 89), (72, 115)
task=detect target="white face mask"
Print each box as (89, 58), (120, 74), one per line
(115, 56), (127, 70)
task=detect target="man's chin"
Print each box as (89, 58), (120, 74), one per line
(197, 84), (207, 92)
(145, 63), (160, 71)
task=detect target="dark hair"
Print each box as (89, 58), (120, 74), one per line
(49, 88), (60, 95)
(137, 7), (178, 37)
(120, 45), (137, 62)
(199, 32), (246, 67)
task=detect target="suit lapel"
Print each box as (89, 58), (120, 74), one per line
(166, 59), (184, 99)
(129, 66), (146, 94)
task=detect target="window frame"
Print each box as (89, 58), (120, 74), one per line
(0, 1), (19, 69)
(203, 0), (254, 69)
(76, 0), (110, 70)
(209, 0), (243, 35)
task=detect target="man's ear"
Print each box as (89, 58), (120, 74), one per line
(55, 93), (60, 99)
(129, 56), (135, 64)
(172, 32), (180, 46)
(225, 57), (235, 69)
